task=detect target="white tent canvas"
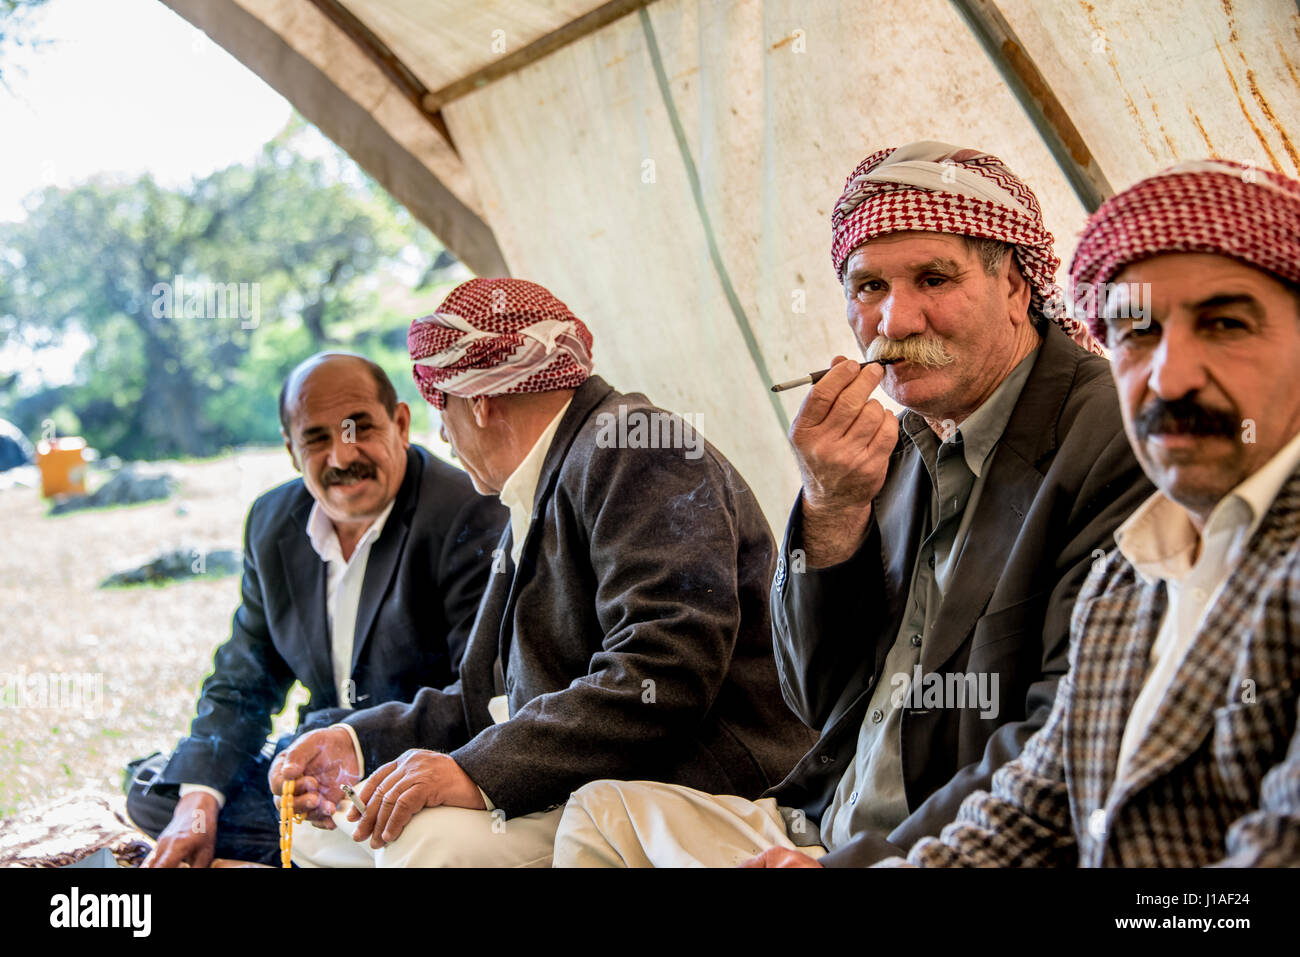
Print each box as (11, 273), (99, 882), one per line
(163, 0), (1300, 525)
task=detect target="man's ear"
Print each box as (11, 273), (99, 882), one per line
(282, 432), (301, 473)
(393, 401), (412, 446)
(470, 395), (492, 429)
(1003, 256), (1033, 325)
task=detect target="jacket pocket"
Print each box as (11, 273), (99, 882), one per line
(1211, 682), (1296, 807)
(967, 589), (1051, 655)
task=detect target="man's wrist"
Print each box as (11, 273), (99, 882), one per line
(175, 789), (220, 819)
(178, 783), (226, 810)
(799, 496), (873, 567)
(330, 722), (365, 779)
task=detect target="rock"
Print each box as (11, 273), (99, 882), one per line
(100, 547), (243, 588)
(50, 464), (176, 515)
(0, 417), (33, 472)
(0, 791), (152, 868)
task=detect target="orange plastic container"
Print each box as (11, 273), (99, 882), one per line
(36, 437), (88, 498)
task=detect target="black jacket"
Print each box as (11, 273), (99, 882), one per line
(767, 323), (1154, 866)
(160, 445), (506, 794)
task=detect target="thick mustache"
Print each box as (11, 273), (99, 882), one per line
(865, 335), (955, 368)
(1135, 397), (1238, 441)
(322, 462), (376, 485)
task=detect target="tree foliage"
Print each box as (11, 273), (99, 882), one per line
(0, 0), (51, 89)
(0, 116), (455, 459)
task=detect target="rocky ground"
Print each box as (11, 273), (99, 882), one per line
(0, 448), (307, 819)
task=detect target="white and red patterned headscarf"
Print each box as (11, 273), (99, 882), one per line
(408, 278), (594, 410)
(832, 141), (1102, 354)
(1069, 160), (1300, 343)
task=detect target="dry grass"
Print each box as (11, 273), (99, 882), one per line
(0, 448), (309, 818)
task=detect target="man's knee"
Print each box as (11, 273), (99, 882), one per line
(377, 806), (560, 868)
(568, 778), (672, 813)
(568, 779), (624, 810)
(554, 780), (693, 867)
(122, 753), (177, 838)
(554, 792), (620, 868)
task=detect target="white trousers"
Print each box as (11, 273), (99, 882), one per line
(553, 780), (828, 867)
(291, 805), (564, 868)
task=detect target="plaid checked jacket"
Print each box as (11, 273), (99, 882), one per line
(901, 468), (1300, 867)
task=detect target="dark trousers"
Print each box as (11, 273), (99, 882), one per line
(124, 741), (288, 866)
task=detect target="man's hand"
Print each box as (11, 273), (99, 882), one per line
(269, 726), (360, 829)
(790, 356), (898, 566)
(142, 792), (219, 868)
(349, 750), (485, 848)
(738, 847), (824, 868)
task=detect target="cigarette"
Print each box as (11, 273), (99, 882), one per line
(340, 783), (367, 817)
(770, 358), (895, 393)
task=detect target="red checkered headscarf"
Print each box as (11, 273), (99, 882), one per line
(832, 141), (1102, 354)
(408, 278), (594, 410)
(1069, 160), (1300, 343)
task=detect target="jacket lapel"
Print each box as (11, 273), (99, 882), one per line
(278, 495), (333, 702)
(921, 449), (1041, 672)
(874, 445), (927, 676)
(921, 323), (1078, 672)
(1066, 576), (1164, 817)
(350, 448), (421, 675)
(460, 522), (515, 737)
(493, 376), (615, 664)
(1105, 590), (1238, 811)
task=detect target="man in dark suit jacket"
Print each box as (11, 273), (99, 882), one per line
(552, 142), (1151, 867)
(273, 279), (816, 867)
(129, 353), (504, 867)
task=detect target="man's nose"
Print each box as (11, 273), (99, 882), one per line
(1148, 324), (1209, 400)
(327, 431), (360, 468)
(874, 286), (928, 342)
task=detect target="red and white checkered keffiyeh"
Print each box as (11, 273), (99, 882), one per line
(832, 141), (1102, 354)
(408, 278), (594, 410)
(1069, 160), (1300, 343)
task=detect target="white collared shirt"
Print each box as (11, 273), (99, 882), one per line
(305, 496), (397, 710)
(475, 399), (572, 733)
(498, 398), (572, 569)
(181, 496), (395, 808)
(1113, 428), (1300, 779)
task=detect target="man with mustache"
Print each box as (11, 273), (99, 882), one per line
(131, 352), (505, 866)
(872, 161), (1300, 867)
(553, 142), (1152, 867)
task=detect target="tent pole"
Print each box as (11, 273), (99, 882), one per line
(948, 0), (1113, 212)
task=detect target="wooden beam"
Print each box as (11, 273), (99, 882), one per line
(421, 0), (658, 112)
(160, 0), (510, 276)
(304, 0), (455, 149)
(949, 0), (1113, 212)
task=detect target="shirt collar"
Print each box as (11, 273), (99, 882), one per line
(901, 344), (1039, 478)
(1230, 425), (1300, 538)
(498, 398), (573, 519)
(1115, 426), (1300, 584)
(306, 495), (397, 565)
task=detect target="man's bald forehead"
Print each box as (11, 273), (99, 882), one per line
(285, 352), (366, 399)
(279, 353), (398, 434)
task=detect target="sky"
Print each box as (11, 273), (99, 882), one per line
(0, 0), (294, 223)
(0, 0), (300, 386)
